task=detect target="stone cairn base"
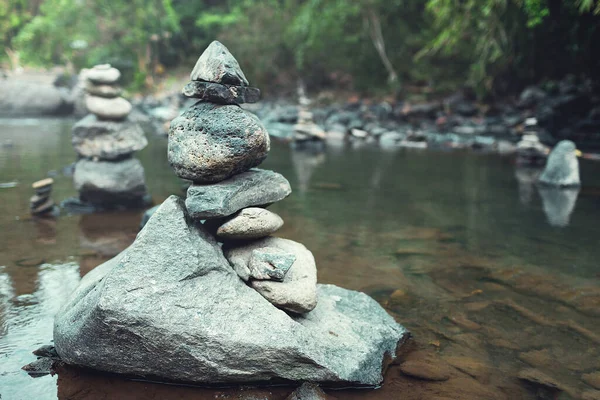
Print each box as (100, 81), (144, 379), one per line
(67, 64), (149, 210)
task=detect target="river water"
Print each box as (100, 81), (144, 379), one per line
(1, 118), (599, 399)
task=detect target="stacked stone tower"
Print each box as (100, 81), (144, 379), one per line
(70, 64), (149, 208)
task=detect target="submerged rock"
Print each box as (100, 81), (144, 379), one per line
(185, 169), (291, 219)
(85, 95), (132, 120)
(168, 102), (270, 183)
(72, 115), (147, 160)
(190, 40), (249, 86)
(224, 237), (318, 313)
(217, 207), (284, 239)
(538, 140), (581, 187)
(54, 197), (408, 386)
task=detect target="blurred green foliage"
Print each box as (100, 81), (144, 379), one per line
(2, 0), (599, 96)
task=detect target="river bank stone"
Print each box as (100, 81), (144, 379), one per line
(85, 95), (132, 120)
(224, 237), (317, 313)
(538, 140), (581, 187)
(73, 158), (147, 205)
(168, 102), (269, 183)
(53, 196), (408, 386)
(182, 81), (260, 104)
(72, 115), (147, 160)
(217, 207), (284, 240)
(185, 169), (291, 219)
(190, 40), (249, 86)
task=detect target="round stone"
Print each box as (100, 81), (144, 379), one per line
(168, 102), (270, 183)
(216, 207), (283, 240)
(85, 81), (122, 98)
(85, 95), (132, 120)
(87, 65), (121, 84)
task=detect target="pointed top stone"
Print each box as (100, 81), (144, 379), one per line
(190, 40), (249, 86)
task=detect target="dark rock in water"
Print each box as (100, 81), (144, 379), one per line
(538, 140), (580, 187)
(190, 40), (249, 86)
(32, 344), (58, 358)
(185, 169), (291, 219)
(139, 205), (160, 229)
(0, 79), (73, 116)
(72, 115), (147, 160)
(538, 186), (580, 227)
(286, 382), (332, 400)
(182, 81), (260, 104)
(54, 196), (408, 386)
(21, 357), (55, 377)
(169, 102), (270, 183)
(216, 207), (284, 239)
(74, 158), (148, 206)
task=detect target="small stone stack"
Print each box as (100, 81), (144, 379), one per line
(170, 41), (317, 313)
(293, 108), (326, 141)
(71, 64), (149, 208)
(516, 118), (549, 166)
(30, 178), (58, 217)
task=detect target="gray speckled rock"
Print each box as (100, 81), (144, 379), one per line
(248, 247), (296, 281)
(85, 95), (132, 120)
(185, 169), (291, 219)
(54, 196), (408, 385)
(72, 115), (147, 160)
(169, 102), (269, 183)
(182, 81), (260, 104)
(217, 207), (283, 239)
(538, 140), (581, 187)
(190, 41), (249, 86)
(74, 158), (147, 205)
(87, 64), (121, 84)
(85, 81), (122, 98)
(224, 237), (317, 313)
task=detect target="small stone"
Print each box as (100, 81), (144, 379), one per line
(286, 382), (331, 400)
(168, 102), (269, 183)
(190, 40), (249, 86)
(248, 247), (296, 281)
(399, 359), (451, 381)
(32, 344), (58, 358)
(216, 207), (284, 240)
(538, 140), (581, 187)
(224, 237), (317, 313)
(185, 169), (291, 219)
(72, 114), (147, 160)
(87, 64), (121, 84)
(31, 198), (55, 215)
(583, 372), (600, 390)
(32, 178), (53, 190)
(85, 81), (122, 98)
(85, 95), (132, 120)
(182, 81), (260, 104)
(30, 193), (49, 208)
(21, 357), (54, 377)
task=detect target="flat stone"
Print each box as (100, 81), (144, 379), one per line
(224, 237), (317, 313)
(73, 158), (147, 206)
(182, 81), (260, 104)
(168, 102), (269, 183)
(538, 140), (581, 187)
(190, 40), (249, 86)
(248, 247), (296, 281)
(32, 178), (53, 190)
(399, 360), (451, 381)
(31, 198), (55, 215)
(185, 169), (291, 219)
(72, 115), (147, 160)
(85, 95), (132, 120)
(30, 193), (49, 208)
(217, 207), (284, 239)
(85, 81), (122, 98)
(53, 196), (409, 386)
(87, 64), (121, 84)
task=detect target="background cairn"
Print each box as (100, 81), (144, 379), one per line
(69, 64), (150, 210)
(170, 41), (318, 313)
(30, 178), (58, 217)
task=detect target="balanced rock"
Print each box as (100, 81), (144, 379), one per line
(85, 95), (132, 120)
(217, 207), (284, 240)
(185, 169), (291, 219)
(74, 158), (147, 205)
(182, 81), (260, 104)
(85, 81), (122, 98)
(72, 115), (147, 160)
(87, 64), (121, 84)
(190, 40), (249, 86)
(224, 237), (317, 313)
(168, 102), (269, 183)
(54, 197), (408, 385)
(248, 247), (296, 281)
(538, 140), (581, 187)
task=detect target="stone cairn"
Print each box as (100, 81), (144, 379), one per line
(30, 178), (58, 217)
(516, 118), (549, 166)
(70, 64), (149, 208)
(54, 41), (406, 387)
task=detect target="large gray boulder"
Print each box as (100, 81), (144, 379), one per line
(185, 169), (291, 219)
(168, 102), (270, 183)
(538, 140), (581, 187)
(190, 40), (249, 86)
(74, 158), (147, 205)
(72, 115), (147, 160)
(0, 79), (73, 116)
(54, 196), (408, 386)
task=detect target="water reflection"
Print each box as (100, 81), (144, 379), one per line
(538, 186), (580, 227)
(290, 142), (326, 194)
(514, 166), (542, 206)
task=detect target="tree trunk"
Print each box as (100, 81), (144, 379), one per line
(365, 9), (398, 84)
